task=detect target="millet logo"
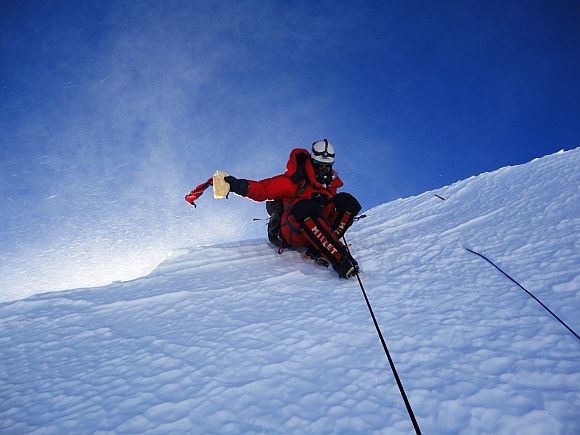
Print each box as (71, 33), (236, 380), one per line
(311, 225), (339, 256)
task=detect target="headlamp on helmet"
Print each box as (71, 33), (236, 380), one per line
(311, 139), (335, 164)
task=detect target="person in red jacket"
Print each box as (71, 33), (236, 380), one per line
(224, 139), (362, 278)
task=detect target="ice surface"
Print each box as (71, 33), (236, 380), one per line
(1, 149), (579, 433)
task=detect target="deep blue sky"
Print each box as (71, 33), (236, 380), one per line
(1, 0), (579, 294)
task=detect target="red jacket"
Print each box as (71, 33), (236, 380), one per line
(247, 148), (343, 220)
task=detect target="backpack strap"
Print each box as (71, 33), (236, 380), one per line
(267, 179), (309, 251)
(283, 178), (310, 236)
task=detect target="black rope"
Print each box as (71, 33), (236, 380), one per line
(344, 236), (422, 435)
(465, 248), (579, 341)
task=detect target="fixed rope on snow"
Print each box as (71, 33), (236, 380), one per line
(343, 236), (422, 435)
(465, 247), (579, 341)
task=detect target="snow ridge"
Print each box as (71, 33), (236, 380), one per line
(1, 148), (579, 433)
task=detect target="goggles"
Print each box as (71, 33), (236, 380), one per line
(312, 148), (335, 160)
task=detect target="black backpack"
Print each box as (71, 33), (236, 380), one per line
(266, 200), (285, 247)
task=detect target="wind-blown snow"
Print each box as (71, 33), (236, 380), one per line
(1, 149), (579, 433)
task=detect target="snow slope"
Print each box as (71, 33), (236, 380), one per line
(1, 148), (579, 434)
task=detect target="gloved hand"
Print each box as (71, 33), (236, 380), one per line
(224, 175), (249, 197)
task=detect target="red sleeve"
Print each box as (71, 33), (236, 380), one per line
(246, 175), (297, 202)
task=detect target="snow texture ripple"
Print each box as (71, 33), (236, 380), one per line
(1, 148), (579, 433)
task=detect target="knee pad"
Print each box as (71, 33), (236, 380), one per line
(331, 192), (361, 215)
(290, 199), (324, 221)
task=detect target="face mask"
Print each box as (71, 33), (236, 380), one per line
(312, 161), (333, 184)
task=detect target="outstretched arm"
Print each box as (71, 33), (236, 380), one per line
(225, 174), (296, 202)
